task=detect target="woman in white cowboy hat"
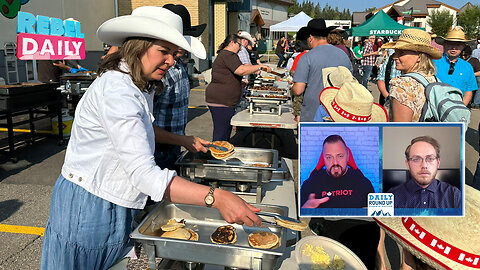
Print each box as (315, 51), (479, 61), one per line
(381, 28), (442, 122)
(41, 7), (262, 270)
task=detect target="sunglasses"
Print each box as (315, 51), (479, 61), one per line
(448, 61), (455, 75)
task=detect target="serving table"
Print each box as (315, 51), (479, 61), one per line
(231, 104), (297, 148)
(0, 83), (63, 160)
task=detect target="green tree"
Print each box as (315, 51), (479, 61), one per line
(458, 5), (480, 40)
(427, 10), (454, 37)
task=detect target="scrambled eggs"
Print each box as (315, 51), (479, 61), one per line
(301, 243), (346, 270)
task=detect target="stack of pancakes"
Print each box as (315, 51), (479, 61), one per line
(210, 225), (237, 244)
(160, 219), (198, 241)
(209, 141), (235, 160)
(248, 231), (279, 249)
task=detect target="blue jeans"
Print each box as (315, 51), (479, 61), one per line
(41, 175), (139, 270)
(208, 106), (235, 141)
(362, 65), (374, 89)
(276, 52), (285, 68)
(472, 78), (480, 105)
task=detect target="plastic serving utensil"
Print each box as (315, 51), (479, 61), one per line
(207, 144), (229, 152)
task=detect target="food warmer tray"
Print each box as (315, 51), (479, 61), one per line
(130, 201), (288, 270)
(249, 89), (288, 96)
(246, 95), (288, 104)
(175, 147), (278, 183)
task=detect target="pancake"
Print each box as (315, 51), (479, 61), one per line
(160, 219), (185, 231)
(274, 217), (308, 231)
(161, 227), (191, 240)
(211, 149), (235, 160)
(210, 225), (237, 244)
(248, 231), (279, 249)
(209, 141), (234, 155)
(186, 228), (199, 241)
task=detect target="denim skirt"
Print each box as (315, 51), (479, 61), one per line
(41, 175), (140, 270)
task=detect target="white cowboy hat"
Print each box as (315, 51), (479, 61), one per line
(375, 185), (478, 270)
(238, 31), (254, 45)
(319, 81), (388, 122)
(97, 6), (206, 59)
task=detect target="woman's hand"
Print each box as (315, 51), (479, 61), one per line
(213, 189), (262, 227)
(260, 66), (272, 73)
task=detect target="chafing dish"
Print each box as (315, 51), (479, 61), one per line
(130, 201), (288, 270)
(176, 147), (278, 183)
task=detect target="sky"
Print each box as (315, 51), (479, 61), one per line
(307, 0), (480, 12)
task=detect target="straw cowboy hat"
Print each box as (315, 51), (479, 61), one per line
(382, 28), (442, 59)
(319, 81), (388, 122)
(162, 4), (206, 37)
(321, 66), (357, 89)
(97, 6), (206, 59)
(435, 26), (475, 45)
(375, 185), (479, 270)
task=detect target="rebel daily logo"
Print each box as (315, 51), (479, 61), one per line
(368, 193), (394, 217)
(16, 11), (85, 60)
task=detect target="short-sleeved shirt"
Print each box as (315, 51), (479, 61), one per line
(300, 168), (374, 208)
(361, 42), (376, 67)
(205, 50), (243, 107)
(387, 73), (436, 122)
(293, 44), (352, 122)
(377, 55), (401, 82)
(237, 46), (251, 65)
(276, 39), (285, 54)
(434, 55), (478, 93)
(467, 57), (480, 72)
(353, 46), (363, 59)
(290, 51), (308, 72)
(389, 178), (461, 208)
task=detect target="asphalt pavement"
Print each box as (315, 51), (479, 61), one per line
(0, 77), (479, 270)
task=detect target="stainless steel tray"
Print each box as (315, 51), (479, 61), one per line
(176, 147), (278, 182)
(130, 201), (288, 270)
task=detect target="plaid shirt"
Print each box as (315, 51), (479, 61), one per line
(361, 42), (376, 66)
(153, 60), (189, 135)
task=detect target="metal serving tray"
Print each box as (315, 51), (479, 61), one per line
(176, 147), (278, 183)
(130, 201), (288, 270)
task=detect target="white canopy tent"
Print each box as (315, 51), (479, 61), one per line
(269, 12), (312, 32)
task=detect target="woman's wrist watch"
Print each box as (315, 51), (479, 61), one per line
(204, 186), (215, 207)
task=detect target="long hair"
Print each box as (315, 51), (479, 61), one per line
(98, 37), (162, 91)
(217, 34), (241, 53)
(414, 52), (437, 76)
(327, 32), (345, 46)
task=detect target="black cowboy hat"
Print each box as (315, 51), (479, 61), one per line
(163, 4), (206, 37)
(298, 18), (336, 39)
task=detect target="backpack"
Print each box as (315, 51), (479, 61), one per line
(404, 72), (470, 125)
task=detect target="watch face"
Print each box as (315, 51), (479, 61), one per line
(205, 195), (214, 205)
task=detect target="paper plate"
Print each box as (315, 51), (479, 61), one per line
(295, 236), (367, 270)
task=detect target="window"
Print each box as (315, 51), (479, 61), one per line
(413, 22), (422, 28)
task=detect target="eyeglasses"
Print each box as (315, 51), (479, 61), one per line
(448, 61), (455, 75)
(408, 155), (438, 165)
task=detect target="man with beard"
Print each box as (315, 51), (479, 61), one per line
(389, 136), (461, 208)
(300, 135), (374, 208)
